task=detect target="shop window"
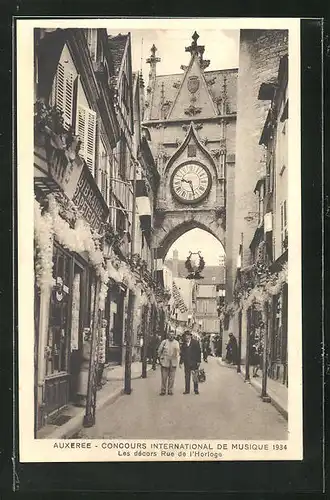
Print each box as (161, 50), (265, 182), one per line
(46, 245), (72, 376)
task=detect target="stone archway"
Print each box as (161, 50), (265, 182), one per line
(153, 214), (225, 260)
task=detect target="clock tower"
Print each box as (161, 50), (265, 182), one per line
(142, 33), (238, 300)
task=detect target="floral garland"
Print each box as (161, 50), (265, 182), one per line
(34, 195), (109, 310)
(226, 261), (288, 316)
(242, 262), (288, 312)
(34, 199), (55, 291)
(35, 194), (172, 312)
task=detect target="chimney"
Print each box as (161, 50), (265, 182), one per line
(172, 249), (179, 277)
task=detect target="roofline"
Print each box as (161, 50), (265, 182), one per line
(155, 67), (238, 78)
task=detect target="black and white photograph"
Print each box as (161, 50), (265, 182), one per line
(17, 18), (302, 462)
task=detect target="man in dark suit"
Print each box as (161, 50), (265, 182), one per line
(180, 330), (202, 395)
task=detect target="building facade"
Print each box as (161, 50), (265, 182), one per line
(194, 266), (226, 336)
(33, 28), (166, 434)
(142, 33), (237, 301)
(224, 30), (288, 392)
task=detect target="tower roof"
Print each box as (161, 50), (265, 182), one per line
(144, 30), (237, 122)
(146, 68), (238, 122)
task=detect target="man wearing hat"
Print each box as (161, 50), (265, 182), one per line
(157, 330), (180, 395)
(180, 330), (202, 395)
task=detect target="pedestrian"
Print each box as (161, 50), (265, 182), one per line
(157, 329), (180, 395)
(226, 333), (238, 365)
(148, 334), (161, 370)
(180, 330), (202, 395)
(251, 333), (263, 377)
(202, 333), (210, 363)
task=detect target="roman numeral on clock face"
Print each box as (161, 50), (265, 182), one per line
(172, 164), (210, 202)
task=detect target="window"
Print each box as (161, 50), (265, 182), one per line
(122, 74), (130, 110)
(119, 137), (127, 180)
(279, 121), (287, 176)
(187, 144), (196, 157)
(86, 29), (97, 62)
(219, 152), (226, 179)
(280, 200), (288, 252)
(52, 61), (75, 130)
(257, 180), (265, 224)
(266, 155), (274, 194)
(76, 105), (97, 175)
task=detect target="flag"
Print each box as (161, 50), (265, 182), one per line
(236, 244), (242, 269)
(172, 281), (188, 313)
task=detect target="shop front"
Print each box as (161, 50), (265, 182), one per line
(40, 242), (97, 426)
(34, 168), (109, 431)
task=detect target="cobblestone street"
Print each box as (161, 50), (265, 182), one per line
(78, 357), (287, 440)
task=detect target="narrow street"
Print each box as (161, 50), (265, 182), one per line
(78, 357), (287, 440)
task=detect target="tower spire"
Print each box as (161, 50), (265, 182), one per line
(185, 32), (210, 70)
(145, 44), (161, 120)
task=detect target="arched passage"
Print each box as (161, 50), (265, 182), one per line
(153, 217), (225, 260)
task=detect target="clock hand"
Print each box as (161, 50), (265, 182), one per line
(188, 180), (195, 197)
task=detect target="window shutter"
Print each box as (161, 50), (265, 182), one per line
(76, 104), (96, 176)
(53, 62), (74, 130)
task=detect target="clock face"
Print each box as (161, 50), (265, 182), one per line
(171, 163), (212, 204)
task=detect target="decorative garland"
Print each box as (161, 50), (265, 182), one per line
(35, 195), (109, 310)
(185, 251), (205, 279)
(35, 195), (172, 312)
(239, 262), (288, 313)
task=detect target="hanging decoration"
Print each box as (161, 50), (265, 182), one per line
(185, 251), (205, 280)
(34, 195), (109, 311)
(34, 194), (172, 312)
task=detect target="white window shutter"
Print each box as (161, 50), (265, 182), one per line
(64, 71), (74, 129)
(53, 63), (74, 130)
(55, 62), (65, 112)
(76, 104), (96, 176)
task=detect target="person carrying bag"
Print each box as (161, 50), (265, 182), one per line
(180, 330), (202, 395)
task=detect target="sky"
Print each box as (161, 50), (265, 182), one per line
(165, 228), (225, 266)
(108, 29), (239, 84)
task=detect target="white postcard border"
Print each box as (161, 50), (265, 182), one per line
(16, 17), (302, 463)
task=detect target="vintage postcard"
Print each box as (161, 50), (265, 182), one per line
(17, 17), (302, 462)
